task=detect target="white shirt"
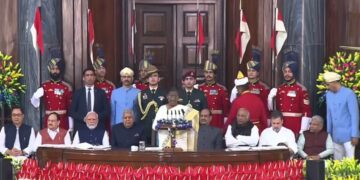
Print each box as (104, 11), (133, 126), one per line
(33, 128), (72, 152)
(259, 126), (298, 153)
(0, 126), (36, 156)
(86, 85), (95, 111)
(72, 130), (109, 146)
(225, 125), (259, 147)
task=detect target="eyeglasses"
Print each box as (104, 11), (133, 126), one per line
(11, 113), (23, 117)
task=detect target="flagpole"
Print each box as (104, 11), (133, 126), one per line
(271, 0), (277, 87)
(195, 0), (200, 78)
(239, 0), (242, 64)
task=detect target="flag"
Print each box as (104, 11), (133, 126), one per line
(235, 9), (250, 64)
(130, 0), (137, 60)
(197, 11), (205, 63)
(270, 7), (287, 56)
(88, 9), (95, 64)
(30, 7), (44, 55)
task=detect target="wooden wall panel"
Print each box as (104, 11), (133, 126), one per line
(88, 0), (122, 86)
(326, 0), (360, 58)
(0, 0), (17, 61)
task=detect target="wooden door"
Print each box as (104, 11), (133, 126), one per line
(134, 0), (224, 89)
(176, 4), (215, 87)
(136, 4), (174, 89)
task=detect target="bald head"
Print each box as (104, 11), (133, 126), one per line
(309, 115), (324, 133)
(236, 108), (250, 125)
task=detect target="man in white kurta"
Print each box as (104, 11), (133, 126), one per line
(152, 89), (199, 151)
(259, 110), (297, 154)
(225, 108), (259, 147)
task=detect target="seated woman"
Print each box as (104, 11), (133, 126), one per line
(225, 108), (259, 147)
(152, 88), (199, 151)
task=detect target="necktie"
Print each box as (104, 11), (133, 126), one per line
(151, 89), (156, 94)
(87, 88), (92, 112)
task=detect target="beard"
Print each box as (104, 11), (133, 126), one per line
(87, 124), (97, 130)
(50, 73), (61, 81)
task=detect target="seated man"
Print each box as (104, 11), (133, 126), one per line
(225, 108), (259, 147)
(197, 109), (223, 150)
(0, 107), (35, 157)
(72, 112), (110, 146)
(34, 112), (72, 151)
(111, 109), (145, 149)
(259, 110), (297, 154)
(297, 115), (334, 159)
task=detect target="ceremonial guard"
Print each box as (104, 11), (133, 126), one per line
(230, 48), (270, 105)
(137, 65), (167, 145)
(93, 45), (116, 132)
(31, 47), (73, 130)
(199, 53), (229, 129)
(224, 71), (268, 133)
(268, 50), (312, 136)
(179, 71), (208, 111)
(134, 59), (150, 91)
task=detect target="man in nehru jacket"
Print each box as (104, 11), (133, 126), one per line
(323, 71), (359, 160)
(111, 67), (140, 125)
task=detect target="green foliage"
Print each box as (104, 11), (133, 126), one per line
(0, 51), (26, 108)
(325, 158), (360, 180)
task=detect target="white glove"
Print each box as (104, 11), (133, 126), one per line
(30, 87), (44, 108)
(223, 117), (228, 124)
(68, 117), (74, 131)
(300, 117), (312, 133)
(230, 87), (237, 103)
(267, 88), (277, 110)
(194, 84), (199, 89)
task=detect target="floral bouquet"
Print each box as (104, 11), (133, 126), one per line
(316, 52), (360, 104)
(325, 158), (360, 180)
(155, 118), (192, 130)
(0, 51), (26, 108)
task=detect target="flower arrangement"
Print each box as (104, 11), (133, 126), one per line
(155, 118), (192, 130)
(0, 51), (26, 108)
(316, 52), (360, 101)
(17, 159), (304, 179)
(325, 158), (360, 180)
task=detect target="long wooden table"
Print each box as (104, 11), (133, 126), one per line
(36, 147), (290, 169)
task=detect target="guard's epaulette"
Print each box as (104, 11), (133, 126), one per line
(199, 83), (206, 87)
(259, 81), (270, 89)
(296, 82), (308, 91)
(106, 80), (116, 88)
(61, 81), (73, 91)
(41, 80), (51, 85)
(216, 83), (227, 90)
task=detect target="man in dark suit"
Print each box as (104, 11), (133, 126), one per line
(70, 68), (108, 132)
(197, 108), (224, 150)
(179, 70), (207, 111)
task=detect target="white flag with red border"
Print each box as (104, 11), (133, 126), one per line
(271, 7), (287, 56)
(235, 9), (250, 64)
